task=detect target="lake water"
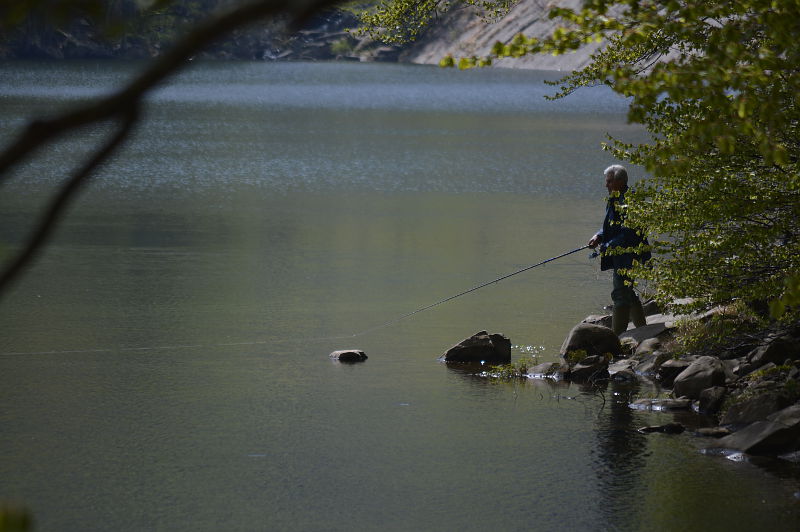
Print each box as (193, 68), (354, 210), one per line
(1, 61), (798, 531)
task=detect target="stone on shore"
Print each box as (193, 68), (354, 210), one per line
(439, 331), (511, 364)
(561, 323), (621, 358)
(656, 359), (692, 387)
(747, 334), (800, 368)
(582, 314), (613, 329)
(720, 391), (792, 427)
(714, 404), (800, 456)
(672, 356), (727, 399)
(568, 354), (610, 382)
(527, 361), (568, 379)
(329, 349), (368, 362)
(698, 386), (727, 416)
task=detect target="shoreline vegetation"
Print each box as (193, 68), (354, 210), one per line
(478, 300), (800, 462)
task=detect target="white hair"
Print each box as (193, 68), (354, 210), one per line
(604, 164), (628, 184)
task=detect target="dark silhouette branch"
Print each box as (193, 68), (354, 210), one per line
(0, 107), (139, 295)
(0, 0), (343, 297)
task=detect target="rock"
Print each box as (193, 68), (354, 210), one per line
(748, 334), (800, 368)
(608, 358), (637, 375)
(633, 352), (672, 377)
(568, 354), (610, 382)
(672, 356), (727, 399)
(439, 331), (511, 364)
(720, 391), (792, 426)
(698, 386), (727, 416)
(638, 422), (685, 434)
(714, 404), (800, 456)
(656, 359), (692, 387)
(619, 322), (669, 344)
(561, 323), (621, 358)
(610, 369), (638, 382)
(619, 336), (638, 357)
(634, 338), (662, 357)
(527, 361), (568, 379)
(695, 426), (732, 438)
(630, 398), (692, 411)
(582, 314), (613, 329)
(329, 349), (367, 362)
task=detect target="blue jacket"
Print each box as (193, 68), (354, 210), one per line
(598, 191), (651, 271)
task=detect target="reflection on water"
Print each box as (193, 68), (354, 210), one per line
(1, 61), (798, 530)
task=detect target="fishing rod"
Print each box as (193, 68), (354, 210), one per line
(1, 245), (591, 355)
(331, 244), (591, 340)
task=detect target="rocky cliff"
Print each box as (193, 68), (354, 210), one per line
(400, 0), (600, 71)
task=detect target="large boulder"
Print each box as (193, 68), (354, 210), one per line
(672, 356), (727, 399)
(439, 331), (511, 364)
(747, 334), (800, 368)
(720, 391), (793, 426)
(714, 404), (800, 456)
(561, 323), (621, 358)
(582, 314), (613, 329)
(656, 359), (692, 387)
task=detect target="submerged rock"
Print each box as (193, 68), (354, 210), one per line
(439, 331), (511, 364)
(630, 398), (692, 411)
(638, 422), (685, 434)
(329, 349), (368, 362)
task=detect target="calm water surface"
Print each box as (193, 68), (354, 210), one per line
(1, 61), (798, 531)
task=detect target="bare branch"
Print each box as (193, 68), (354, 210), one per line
(0, 0), (344, 296)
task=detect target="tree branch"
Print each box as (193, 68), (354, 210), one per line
(0, 0), (344, 297)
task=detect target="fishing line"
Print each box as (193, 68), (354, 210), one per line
(308, 244), (591, 342)
(0, 245), (590, 356)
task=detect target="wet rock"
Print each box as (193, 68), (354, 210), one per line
(672, 356), (727, 399)
(720, 391), (792, 426)
(698, 386), (727, 416)
(633, 352), (672, 377)
(638, 422), (685, 434)
(656, 359), (692, 387)
(608, 358), (637, 375)
(630, 398), (692, 411)
(439, 331), (511, 364)
(695, 426), (732, 438)
(329, 349), (367, 362)
(568, 354), (610, 382)
(527, 361), (568, 379)
(582, 314), (613, 329)
(561, 323), (621, 358)
(714, 404), (800, 456)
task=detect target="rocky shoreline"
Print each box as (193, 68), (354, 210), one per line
(441, 305), (800, 461)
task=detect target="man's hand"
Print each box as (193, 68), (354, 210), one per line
(588, 234), (601, 248)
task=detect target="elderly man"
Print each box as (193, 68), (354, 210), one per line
(588, 165), (651, 335)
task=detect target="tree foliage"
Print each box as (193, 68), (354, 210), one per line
(365, 0), (800, 318)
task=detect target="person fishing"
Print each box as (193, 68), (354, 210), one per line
(588, 164), (651, 335)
